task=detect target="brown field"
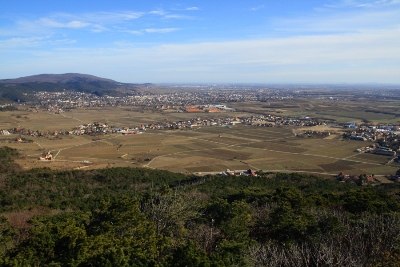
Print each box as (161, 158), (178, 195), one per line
(1, 107), (399, 176)
(231, 99), (400, 124)
(0, 107), (251, 130)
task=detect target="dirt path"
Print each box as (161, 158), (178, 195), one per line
(145, 131), (385, 170)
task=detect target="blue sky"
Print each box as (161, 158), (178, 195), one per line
(1, 0), (400, 83)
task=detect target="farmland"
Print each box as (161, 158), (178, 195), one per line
(2, 84), (400, 177)
(231, 98), (400, 124)
(1, 102), (399, 176)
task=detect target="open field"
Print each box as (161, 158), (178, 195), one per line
(1, 106), (399, 176)
(0, 107), (251, 130)
(231, 98), (400, 124)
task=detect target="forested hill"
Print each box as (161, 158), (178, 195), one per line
(0, 73), (141, 101)
(0, 146), (400, 266)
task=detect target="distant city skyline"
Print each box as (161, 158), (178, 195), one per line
(1, 0), (400, 83)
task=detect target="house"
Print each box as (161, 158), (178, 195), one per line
(0, 130), (11, 135)
(222, 169), (258, 177)
(336, 172), (350, 181)
(344, 122), (357, 129)
(185, 106), (202, 113)
(336, 172), (376, 185)
(39, 151), (53, 161)
(244, 169), (258, 177)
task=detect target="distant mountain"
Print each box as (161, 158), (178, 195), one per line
(0, 73), (140, 102)
(0, 73), (120, 84)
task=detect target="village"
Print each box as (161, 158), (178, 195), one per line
(0, 112), (329, 139)
(28, 86), (295, 112)
(342, 122), (400, 159)
(2, 86), (400, 181)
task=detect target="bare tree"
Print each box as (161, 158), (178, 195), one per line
(247, 212), (400, 267)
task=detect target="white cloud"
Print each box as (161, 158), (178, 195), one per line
(0, 9), (188, 38)
(144, 28), (179, 33)
(148, 9), (191, 19)
(0, 36), (44, 48)
(77, 11), (143, 23)
(38, 18), (90, 29)
(123, 30), (143, 35)
(0, 11), (144, 37)
(271, 9), (400, 34)
(1, 2), (399, 83)
(326, 0), (400, 8)
(3, 27), (399, 83)
(185, 7), (200, 11)
(39, 11), (143, 31)
(149, 10), (166, 16)
(250, 5), (265, 11)
(0, 36), (76, 48)
(162, 14), (190, 19)
(48, 39), (77, 46)
(123, 27), (180, 35)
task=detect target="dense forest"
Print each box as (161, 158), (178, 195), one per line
(0, 146), (400, 266)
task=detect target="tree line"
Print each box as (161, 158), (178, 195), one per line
(0, 146), (399, 266)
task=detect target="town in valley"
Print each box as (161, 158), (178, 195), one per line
(1, 79), (400, 183)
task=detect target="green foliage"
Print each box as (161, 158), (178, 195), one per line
(0, 150), (399, 266)
(0, 75), (126, 102)
(211, 240), (252, 267)
(141, 190), (201, 239)
(78, 199), (158, 266)
(252, 188), (316, 243)
(5, 202), (159, 266)
(221, 201), (253, 242)
(204, 199), (230, 226)
(0, 217), (15, 261)
(0, 146), (19, 173)
(7, 212), (89, 265)
(169, 242), (210, 267)
(341, 188), (400, 214)
(0, 167), (187, 212)
(266, 204), (316, 243)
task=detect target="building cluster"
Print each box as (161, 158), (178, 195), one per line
(343, 123), (400, 142)
(295, 130), (331, 138)
(1, 128), (66, 137)
(26, 87), (297, 112)
(336, 172), (377, 185)
(0, 130), (11, 135)
(240, 115), (327, 127)
(0, 112), (329, 139)
(344, 122), (400, 157)
(34, 91), (104, 109)
(184, 104), (234, 113)
(39, 151), (53, 161)
(356, 144), (398, 156)
(221, 169), (258, 177)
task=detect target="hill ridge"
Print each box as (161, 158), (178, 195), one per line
(0, 73), (118, 84)
(0, 73), (139, 101)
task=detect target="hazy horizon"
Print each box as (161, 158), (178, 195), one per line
(2, 73), (400, 87)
